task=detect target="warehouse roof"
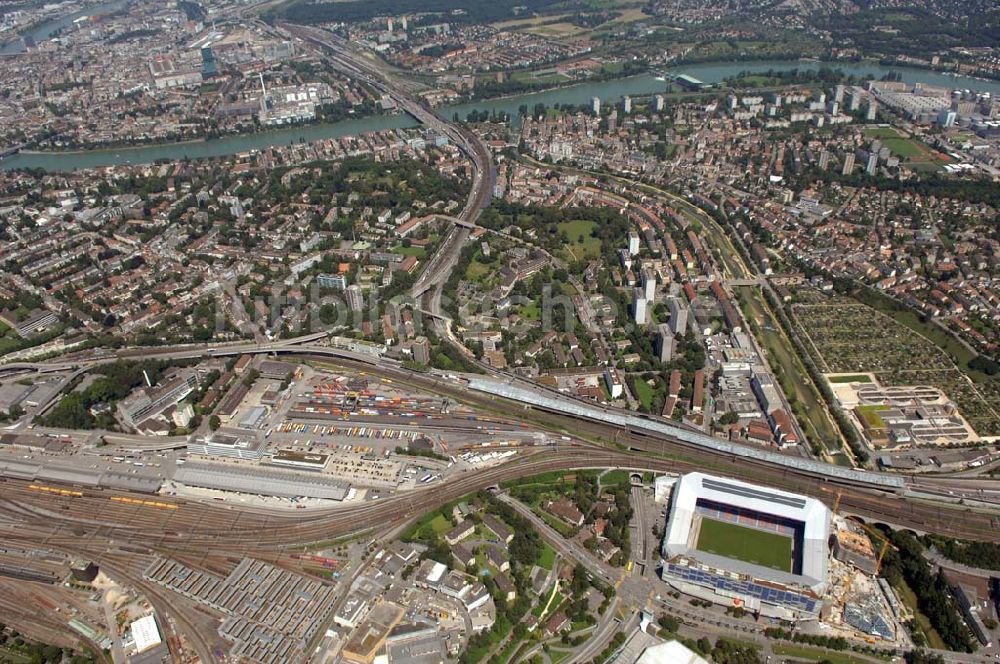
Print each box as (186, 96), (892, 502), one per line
(174, 461), (350, 501)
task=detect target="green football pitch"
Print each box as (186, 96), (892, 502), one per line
(696, 517), (794, 572)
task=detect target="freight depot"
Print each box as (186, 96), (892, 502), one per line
(289, 376), (449, 420)
(277, 422), (420, 442)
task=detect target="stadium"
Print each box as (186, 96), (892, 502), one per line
(660, 472), (831, 620)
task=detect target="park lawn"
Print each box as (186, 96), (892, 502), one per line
(527, 22), (588, 38)
(519, 301), (541, 321)
(600, 469), (632, 486)
(401, 507), (455, 541)
(696, 518), (793, 572)
(864, 126), (903, 139)
(534, 586), (565, 618)
(392, 245), (426, 259)
(0, 329), (22, 356)
(510, 69), (541, 83)
(464, 259), (491, 281)
(537, 541), (557, 570)
(828, 374), (872, 384)
(428, 514), (452, 535)
(532, 68), (570, 82)
(557, 219), (601, 261)
(504, 470), (596, 491)
(492, 13), (570, 29)
(910, 161), (944, 172)
(861, 128), (944, 167)
(731, 74), (777, 87)
(881, 136), (925, 159)
(632, 377), (656, 411)
(830, 452), (856, 467)
(772, 643), (870, 664)
(548, 649), (571, 664)
(536, 508), (576, 536)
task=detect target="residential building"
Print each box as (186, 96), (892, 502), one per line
(655, 325), (675, 362)
(667, 297), (689, 335)
(632, 289), (648, 325)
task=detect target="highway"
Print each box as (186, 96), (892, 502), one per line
(280, 23), (494, 355)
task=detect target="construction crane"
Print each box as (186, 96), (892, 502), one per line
(875, 537), (895, 576)
(839, 533), (896, 618)
(841, 515), (898, 575)
(840, 570), (859, 614)
(818, 486), (843, 514)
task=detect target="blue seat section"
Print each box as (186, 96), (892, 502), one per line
(664, 563), (818, 613)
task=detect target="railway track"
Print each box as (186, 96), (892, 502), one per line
(2, 438), (996, 550)
(4, 355), (1000, 659)
(0, 442), (995, 663)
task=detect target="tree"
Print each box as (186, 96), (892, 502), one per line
(659, 614), (679, 633)
(718, 411), (739, 425)
(209, 415), (221, 431)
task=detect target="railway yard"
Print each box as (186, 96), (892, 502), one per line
(2, 0), (1000, 660)
(0, 351), (999, 663)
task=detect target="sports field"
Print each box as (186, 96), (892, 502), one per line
(696, 518), (793, 572)
(862, 127), (947, 170)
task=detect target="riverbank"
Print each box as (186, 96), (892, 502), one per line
(5, 57), (999, 172)
(18, 135), (212, 156)
(18, 108), (403, 155)
(0, 0), (129, 55)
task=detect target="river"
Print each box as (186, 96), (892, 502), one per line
(0, 0), (130, 55)
(4, 58), (998, 172)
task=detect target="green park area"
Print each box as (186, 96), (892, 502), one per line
(863, 127), (902, 139)
(827, 374), (872, 384)
(632, 377), (657, 411)
(0, 321), (19, 356)
(556, 219), (601, 262)
(696, 518), (793, 572)
(772, 643), (874, 664)
(392, 244), (426, 259)
(863, 127), (948, 170)
(537, 541), (557, 570)
(511, 67), (572, 84)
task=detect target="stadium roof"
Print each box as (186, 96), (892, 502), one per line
(638, 642), (708, 664)
(663, 472), (830, 592)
